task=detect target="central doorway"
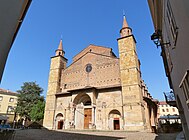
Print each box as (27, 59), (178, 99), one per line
(84, 108), (92, 129)
(73, 93), (92, 129)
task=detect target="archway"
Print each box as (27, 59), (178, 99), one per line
(73, 93), (92, 129)
(109, 109), (121, 130)
(73, 93), (92, 105)
(56, 113), (64, 130)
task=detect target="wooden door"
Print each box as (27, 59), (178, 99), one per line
(84, 108), (92, 129)
(114, 119), (120, 130)
(58, 120), (63, 129)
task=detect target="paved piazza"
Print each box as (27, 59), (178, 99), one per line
(11, 129), (178, 140)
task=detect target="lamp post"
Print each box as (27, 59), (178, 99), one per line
(151, 30), (170, 48)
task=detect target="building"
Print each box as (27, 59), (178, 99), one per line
(0, 0), (31, 83)
(158, 101), (180, 124)
(0, 88), (18, 124)
(43, 16), (158, 132)
(148, 0), (189, 138)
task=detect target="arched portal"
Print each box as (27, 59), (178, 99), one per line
(109, 109), (121, 130)
(73, 93), (92, 105)
(56, 113), (64, 130)
(73, 93), (92, 129)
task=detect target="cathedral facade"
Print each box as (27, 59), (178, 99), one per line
(43, 16), (158, 131)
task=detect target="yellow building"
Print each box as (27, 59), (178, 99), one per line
(158, 101), (180, 124)
(0, 88), (18, 123)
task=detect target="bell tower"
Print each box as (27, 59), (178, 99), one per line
(117, 15), (146, 131)
(43, 39), (67, 129)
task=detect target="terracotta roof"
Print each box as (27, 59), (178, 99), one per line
(0, 88), (17, 95)
(72, 44), (114, 62)
(57, 39), (63, 51)
(122, 15), (129, 28)
(159, 101), (167, 105)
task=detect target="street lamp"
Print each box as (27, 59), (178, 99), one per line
(151, 30), (170, 48)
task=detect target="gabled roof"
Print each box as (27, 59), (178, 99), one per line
(72, 44), (117, 62)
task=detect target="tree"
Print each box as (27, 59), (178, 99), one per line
(30, 100), (45, 121)
(16, 82), (44, 121)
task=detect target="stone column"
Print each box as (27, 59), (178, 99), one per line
(92, 106), (96, 128)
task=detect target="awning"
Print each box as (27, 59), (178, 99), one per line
(0, 115), (8, 120)
(159, 115), (180, 120)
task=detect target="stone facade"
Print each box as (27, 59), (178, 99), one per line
(43, 16), (158, 132)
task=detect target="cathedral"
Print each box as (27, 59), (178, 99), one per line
(43, 16), (158, 132)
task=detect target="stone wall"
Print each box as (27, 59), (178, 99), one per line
(61, 45), (121, 91)
(118, 35), (146, 130)
(95, 88), (123, 130)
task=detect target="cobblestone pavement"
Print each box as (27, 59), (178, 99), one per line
(10, 129), (178, 140)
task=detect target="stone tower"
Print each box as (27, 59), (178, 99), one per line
(43, 39), (67, 129)
(117, 15), (146, 130)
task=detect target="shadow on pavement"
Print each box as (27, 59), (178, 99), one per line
(12, 129), (125, 140)
(155, 133), (179, 140)
(51, 130), (124, 140)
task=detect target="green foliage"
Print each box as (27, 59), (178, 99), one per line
(30, 100), (45, 121)
(16, 82), (44, 120)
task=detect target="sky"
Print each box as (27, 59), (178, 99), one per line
(0, 0), (170, 101)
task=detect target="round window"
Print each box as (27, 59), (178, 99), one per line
(86, 64), (92, 73)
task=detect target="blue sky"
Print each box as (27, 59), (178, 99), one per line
(1, 0), (170, 101)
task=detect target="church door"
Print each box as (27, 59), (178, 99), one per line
(58, 120), (63, 129)
(114, 118), (120, 130)
(84, 108), (92, 129)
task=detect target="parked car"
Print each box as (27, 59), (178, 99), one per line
(0, 124), (13, 132)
